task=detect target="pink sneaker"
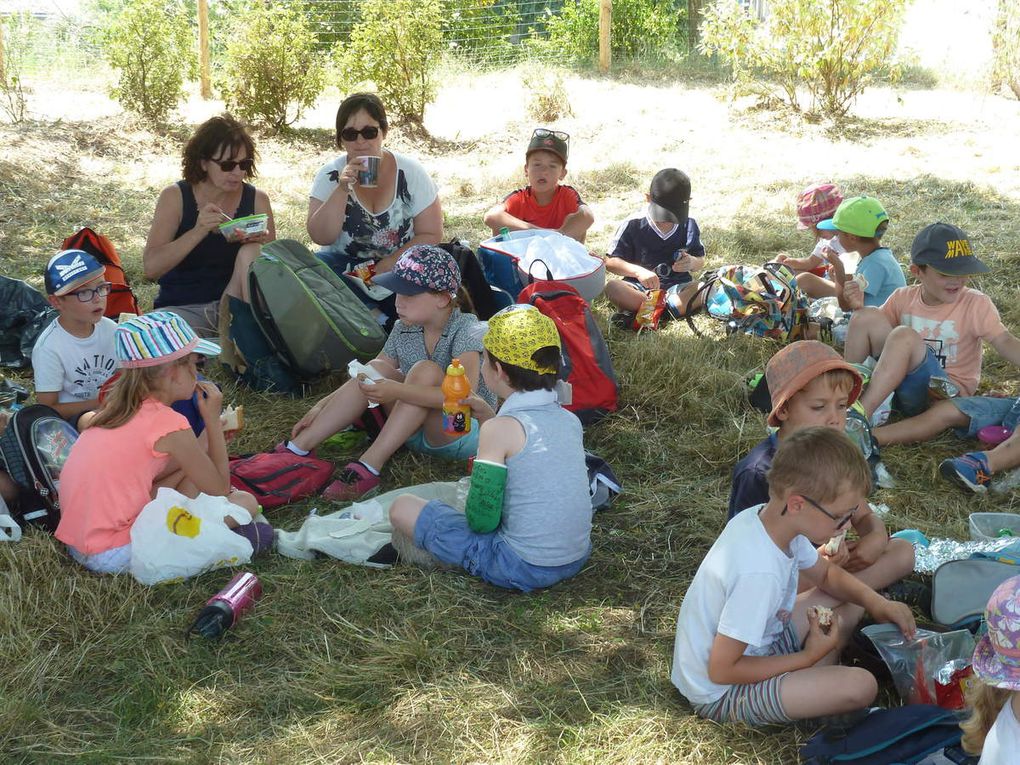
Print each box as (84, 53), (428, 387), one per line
(323, 461), (380, 502)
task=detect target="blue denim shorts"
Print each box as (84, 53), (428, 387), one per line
(405, 421), (480, 461)
(894, 346), (950, 416)
(413, 500), (589, 592)
(951, 396), (1020, 438)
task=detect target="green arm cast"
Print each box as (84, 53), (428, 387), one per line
(465, 459), (508, 533)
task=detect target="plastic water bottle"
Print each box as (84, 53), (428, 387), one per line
(499, 226), (511, 241)
(186, 572), (262, 639)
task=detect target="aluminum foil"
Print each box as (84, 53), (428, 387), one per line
(913, 536), (1017, 574)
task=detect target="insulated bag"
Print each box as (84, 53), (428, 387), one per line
(61, 227), (141, 318)
(228, 451), (334, 509)
(482, 230), (606, 304)
(800, 705), (967, 765)
(518, 280), (619, 425)
(931, 555), (1020, 630)
(248, 239), (387, 379)
(0, 404), (78, 533)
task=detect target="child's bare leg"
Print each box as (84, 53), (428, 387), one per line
(667, 282), (702, 317)
(779, 666), (878, 719)
(984, 430), (1020, 473)
(843, 307), (893, 364)
(389, 494), (429, 537)
(360, 360), (443, 471)
(794, 590), (863, 662)
(848, 538), (915, 592)
(857, 326), (928, 417)
(224, 242), (263, 303)
(291, 359), (401, 452)
(604, 281), (645, 312)
(873, 399), (969, 446)
(792, 272), (837, 300)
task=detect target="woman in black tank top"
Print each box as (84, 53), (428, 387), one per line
(142, 114), (275, 337)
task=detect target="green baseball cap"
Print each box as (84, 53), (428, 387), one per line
(817, 195), (889, 238)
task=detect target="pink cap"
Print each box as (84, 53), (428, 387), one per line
(796, 183), (844, 230)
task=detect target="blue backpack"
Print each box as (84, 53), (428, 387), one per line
(800, 705), (971, 764)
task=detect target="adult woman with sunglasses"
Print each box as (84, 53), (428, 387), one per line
(307, 92), (443, 325)
(143, 114), (275, 338)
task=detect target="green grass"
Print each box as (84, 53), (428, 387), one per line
(3, 70), (1020, 763)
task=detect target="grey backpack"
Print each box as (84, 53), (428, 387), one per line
(248, 240), (387, 379)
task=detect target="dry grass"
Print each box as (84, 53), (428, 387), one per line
(3, 65), (1020, 763)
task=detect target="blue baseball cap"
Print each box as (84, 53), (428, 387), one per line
(44, 249), (106, 296)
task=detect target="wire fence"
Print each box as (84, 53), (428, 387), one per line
(3, 0), (697, 86)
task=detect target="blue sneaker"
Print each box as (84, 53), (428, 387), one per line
(939, 452), (992, 494)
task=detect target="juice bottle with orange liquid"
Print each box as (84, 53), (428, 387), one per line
(441, 359), (472, 435)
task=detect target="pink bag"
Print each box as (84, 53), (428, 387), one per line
(229, 452), (333, 509)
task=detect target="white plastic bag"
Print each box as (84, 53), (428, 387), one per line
(129, 487), (253, 585)
(519, 232), (598, 280)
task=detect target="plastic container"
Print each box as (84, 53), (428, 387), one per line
(441, 359), (471, 436)
(969, 512), (1020, 542)
(978, 425), (1013, 447)
(218, 213), (269, 243)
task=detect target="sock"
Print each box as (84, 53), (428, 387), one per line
(358, 460), (380, 476)
(286, 441), (310, 456)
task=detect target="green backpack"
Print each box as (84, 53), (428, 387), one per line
(247, 240), (387, 380)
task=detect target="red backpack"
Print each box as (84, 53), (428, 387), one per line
(61, 227), (141, 319)
(517, 281), (619, 426)
(228, 451), (333, 509)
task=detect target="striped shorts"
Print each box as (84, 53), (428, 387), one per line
(692, 621), (800, 725)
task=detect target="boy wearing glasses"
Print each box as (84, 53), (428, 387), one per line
(728, 341), (914, 592)
(672, 427), (916, 725)
(33, 250), (118, 429)
(483, 128), (594, 243)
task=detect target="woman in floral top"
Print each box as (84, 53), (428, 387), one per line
(307, 93), (443, 326)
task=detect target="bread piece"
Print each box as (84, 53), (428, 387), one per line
(222, 405), (244, 432)
(814, 606), (833, 632)
(823, 530), (847, 556)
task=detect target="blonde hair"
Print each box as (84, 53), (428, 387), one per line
(961, 681), (1012, 754)
(816, 368), (857, 395)
(89, 359), (182, 429)
(767, 426), (872, 502)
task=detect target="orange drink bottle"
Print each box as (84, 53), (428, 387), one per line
(441, 359), (472, 435)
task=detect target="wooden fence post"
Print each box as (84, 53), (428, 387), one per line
(198, 0), (211, 98)
(599, 0), (611, 73)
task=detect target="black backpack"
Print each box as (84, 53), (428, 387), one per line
(0, 404), (78, 533)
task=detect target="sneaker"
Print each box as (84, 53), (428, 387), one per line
(323, 461), (380, 502)
(610, 311), (636, 330)
(940, 452), (992, 494)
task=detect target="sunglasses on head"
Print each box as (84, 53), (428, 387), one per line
(67, 282), (112, 302)
(341, 125), (381, 142)
(532, 128), (569, 143)
(210, 158), (254, 173)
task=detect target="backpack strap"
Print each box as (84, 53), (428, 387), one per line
(684, 271), (718, 337)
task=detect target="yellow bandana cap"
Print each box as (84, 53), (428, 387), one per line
(483, 305), (561, 374)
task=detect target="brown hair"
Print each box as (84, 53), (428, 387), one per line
(767, 426), (872, 502)
(961, 682), (1012, 754)
(485, 348), (561, 392)
(89, 359), (186, 429)
(182, 114), (258, 185)
(335, 93), (388, 149)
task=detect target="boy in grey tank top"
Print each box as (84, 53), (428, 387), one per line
(389, 305), (592, 592)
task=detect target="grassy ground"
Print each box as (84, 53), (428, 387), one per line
(2, 67), (1020, 763)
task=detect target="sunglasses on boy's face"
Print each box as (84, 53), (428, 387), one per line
(532, 128), (569, 143)
(210, 158), (253, 173)
(67, 282), (112, 302)
(783, 494), (858, 529)
(341, 126), (380, 142)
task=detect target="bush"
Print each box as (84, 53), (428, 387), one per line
(699, 0), (910, 117)
(543, 0), (682, 63)
(992, 1), (1020, 100)
(525, 67), (574, 121)
(0, 13), (39, 124)
(102, 0), (194, 124)
(442, 0), (522, 66)
(221, 3), (325, 132)
(339, 0), (443, 128)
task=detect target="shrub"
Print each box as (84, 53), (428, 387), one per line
(442, 0), (521, 66)
(221, 3), (325, 132)
(543, 0), (682, 63)
(992, 0), (1020, 100)
(699, 0), (910, 117)
(0, 13), (39, 124)
(339, 0), (443, 128)
(102, 0), (194, 124)
(525, 67), (574, 122)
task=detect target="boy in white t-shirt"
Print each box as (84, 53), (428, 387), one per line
(671, 427), (915, 726)
(32, 250), (118, 429)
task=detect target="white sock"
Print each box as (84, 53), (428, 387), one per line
(286, 441), (310, 456)
(358, 460), (380, 476)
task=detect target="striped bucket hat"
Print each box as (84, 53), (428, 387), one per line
(115, 311), (220, 368)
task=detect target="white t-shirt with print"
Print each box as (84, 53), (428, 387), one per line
(671, 506), (819, 705)
(980, 697), (1020, 764)
(31, 317), (118, 403)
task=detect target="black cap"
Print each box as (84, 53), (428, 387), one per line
(910, 222), (989, 276)
(648, 168), (691, 225)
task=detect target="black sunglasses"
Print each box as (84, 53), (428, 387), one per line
(341, 126), (380, 142)
(532, 128), (570, 142)
(787, 494), (858, 530)
(210, 158), (253, 173)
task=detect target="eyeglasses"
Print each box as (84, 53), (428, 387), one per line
(67, 282), (112, 302)
(793, 494), (858, 530)
(340, 126), (380, 142)
(210, 158), (254, 173)
(532, 128), (569, 142)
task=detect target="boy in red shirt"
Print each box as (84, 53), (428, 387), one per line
(483, 128), (594, 243)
